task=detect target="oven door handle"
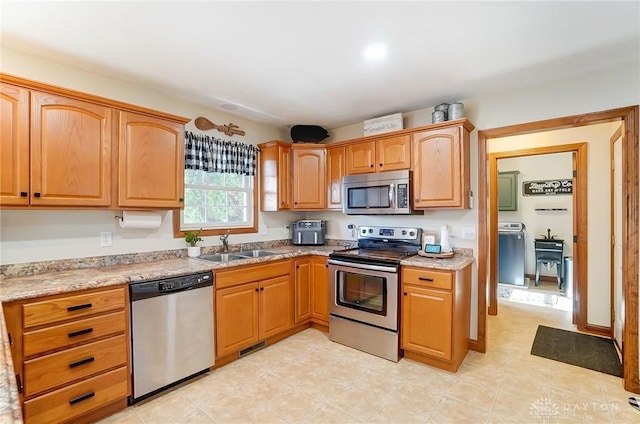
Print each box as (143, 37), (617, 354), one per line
(328, 259), (398, 273)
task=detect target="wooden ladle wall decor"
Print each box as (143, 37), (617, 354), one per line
(194, 116), (246, 136)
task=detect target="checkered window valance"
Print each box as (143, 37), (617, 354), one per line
(184, 131), (257, 176)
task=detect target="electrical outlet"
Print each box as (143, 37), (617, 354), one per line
(461, 227), (476, 240)
(100, 231), (112, 247)
(283, 224), (289, 235)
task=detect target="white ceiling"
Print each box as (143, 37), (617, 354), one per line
(2, 1), (639, 130)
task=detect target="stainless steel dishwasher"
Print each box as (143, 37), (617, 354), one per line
(130, 271), (214, 402)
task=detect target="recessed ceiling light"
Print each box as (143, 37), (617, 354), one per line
(363, 43), (387, 60)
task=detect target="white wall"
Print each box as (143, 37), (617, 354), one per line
(498, 153), (573, 278)
(0, 48), (303, 265)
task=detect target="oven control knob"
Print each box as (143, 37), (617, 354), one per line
(401, 230), (407, 235)
(409, 231), (415, 237)
(368, 228), (373, 233)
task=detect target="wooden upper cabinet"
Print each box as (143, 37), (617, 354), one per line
(326, 145), (345, 210)
(30, 91), (112, 206)
(291, 145), (326, 210)
(118, 111), (184, 208)
(346, 140), (376, 174)
(0, 83), (30, 206)
(258, 140), (291, 211)
(412, 123), (471, 209)
(346, 135), (410, 175)
(376, 134), (411, 172)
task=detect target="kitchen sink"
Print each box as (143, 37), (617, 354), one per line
(198, 253), (247, 262)
(236, 250), (280, 258)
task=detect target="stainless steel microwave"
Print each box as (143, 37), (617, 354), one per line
(342, 170), (420, 215)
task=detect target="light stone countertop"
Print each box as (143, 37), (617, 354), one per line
(0, 245), (474, 423)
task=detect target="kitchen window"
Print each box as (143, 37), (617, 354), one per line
(180, 169), (254, 231)
(173, 132), (258, 236)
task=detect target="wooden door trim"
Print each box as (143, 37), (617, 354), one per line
(477, 105), (639, 394)
(610, 125), (623, 349)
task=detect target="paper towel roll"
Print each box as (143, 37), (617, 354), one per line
(118, 210), (162, 229)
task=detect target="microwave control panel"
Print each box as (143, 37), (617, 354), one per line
(396, 184), (408, 208)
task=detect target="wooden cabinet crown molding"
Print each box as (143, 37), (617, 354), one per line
(0, 73), (191, 124)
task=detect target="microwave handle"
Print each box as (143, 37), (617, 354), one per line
(389, 183), (394, 207)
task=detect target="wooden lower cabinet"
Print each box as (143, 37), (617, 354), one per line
(401, 265), (471, 372)
(402, 286), (453, 361)
(294, 258), (312, 323)
(310, 256), (329, 324)
(2, 285), (130, 424)
(294, 256), (329, 326)
(215, 260), (293, 358)
(24, 367), (128, 424)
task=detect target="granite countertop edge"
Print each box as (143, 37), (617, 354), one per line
(0, 246), (474, 422)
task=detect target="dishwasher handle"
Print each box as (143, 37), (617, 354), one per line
(130, 272), (213, 301)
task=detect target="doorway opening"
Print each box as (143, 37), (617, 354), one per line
(496, 152), (575, 314)
(476, 106), (639, 394)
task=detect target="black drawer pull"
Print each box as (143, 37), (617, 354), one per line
(67, 303), (92, 312)
(69, 391), (95, 405)
(69, 356), (95, 368)
(418, 277), (434, 282)
(68, 328), (94, 338)
(15, 374), (23, 393)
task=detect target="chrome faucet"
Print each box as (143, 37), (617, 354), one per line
(220, 230), (231, 253)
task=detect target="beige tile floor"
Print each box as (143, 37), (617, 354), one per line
(99, 298), (640, 423)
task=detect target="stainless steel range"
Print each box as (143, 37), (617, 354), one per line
(328, 225), (422, 362)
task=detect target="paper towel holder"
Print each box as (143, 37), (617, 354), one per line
(115, 210), (163, 230)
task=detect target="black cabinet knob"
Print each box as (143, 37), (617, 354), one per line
(34, 192), (41, 198)
(20, 192), (28, 197)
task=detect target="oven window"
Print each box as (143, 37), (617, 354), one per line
(347, 185), (390, 209)
(336, 270), (387, 315)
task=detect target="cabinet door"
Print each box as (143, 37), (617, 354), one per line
(259, 142), (291, 211)
(259, 275), (292, 339)
(215, 283), (259, 358)
(30, 91), (112, 206)
(412, 126), (468, 209)
(326, 145), (345, 210)
(278, 145), (292, 209)
(498, 171), (519, 211)
(346, 140), (375, 175)
(1, 83), (30, 206)
(292, 147), (326, 210)
(294, 258), (312, 323)
(118, 111), (184, 208)
(311, 256), (329, 322)
(402, 285), (452, 361)
(376, 135), (411, 171)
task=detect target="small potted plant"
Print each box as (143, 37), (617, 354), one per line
(185, 228), (203, 258)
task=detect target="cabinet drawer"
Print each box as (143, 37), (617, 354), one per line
(22, 288), (126, 328)
(403, 268), (453, 290)
(23, 311), (126, 357)
(216, 260), (291, 289)
(24, 366), (128, 424)
(24, 335), (127, 396)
